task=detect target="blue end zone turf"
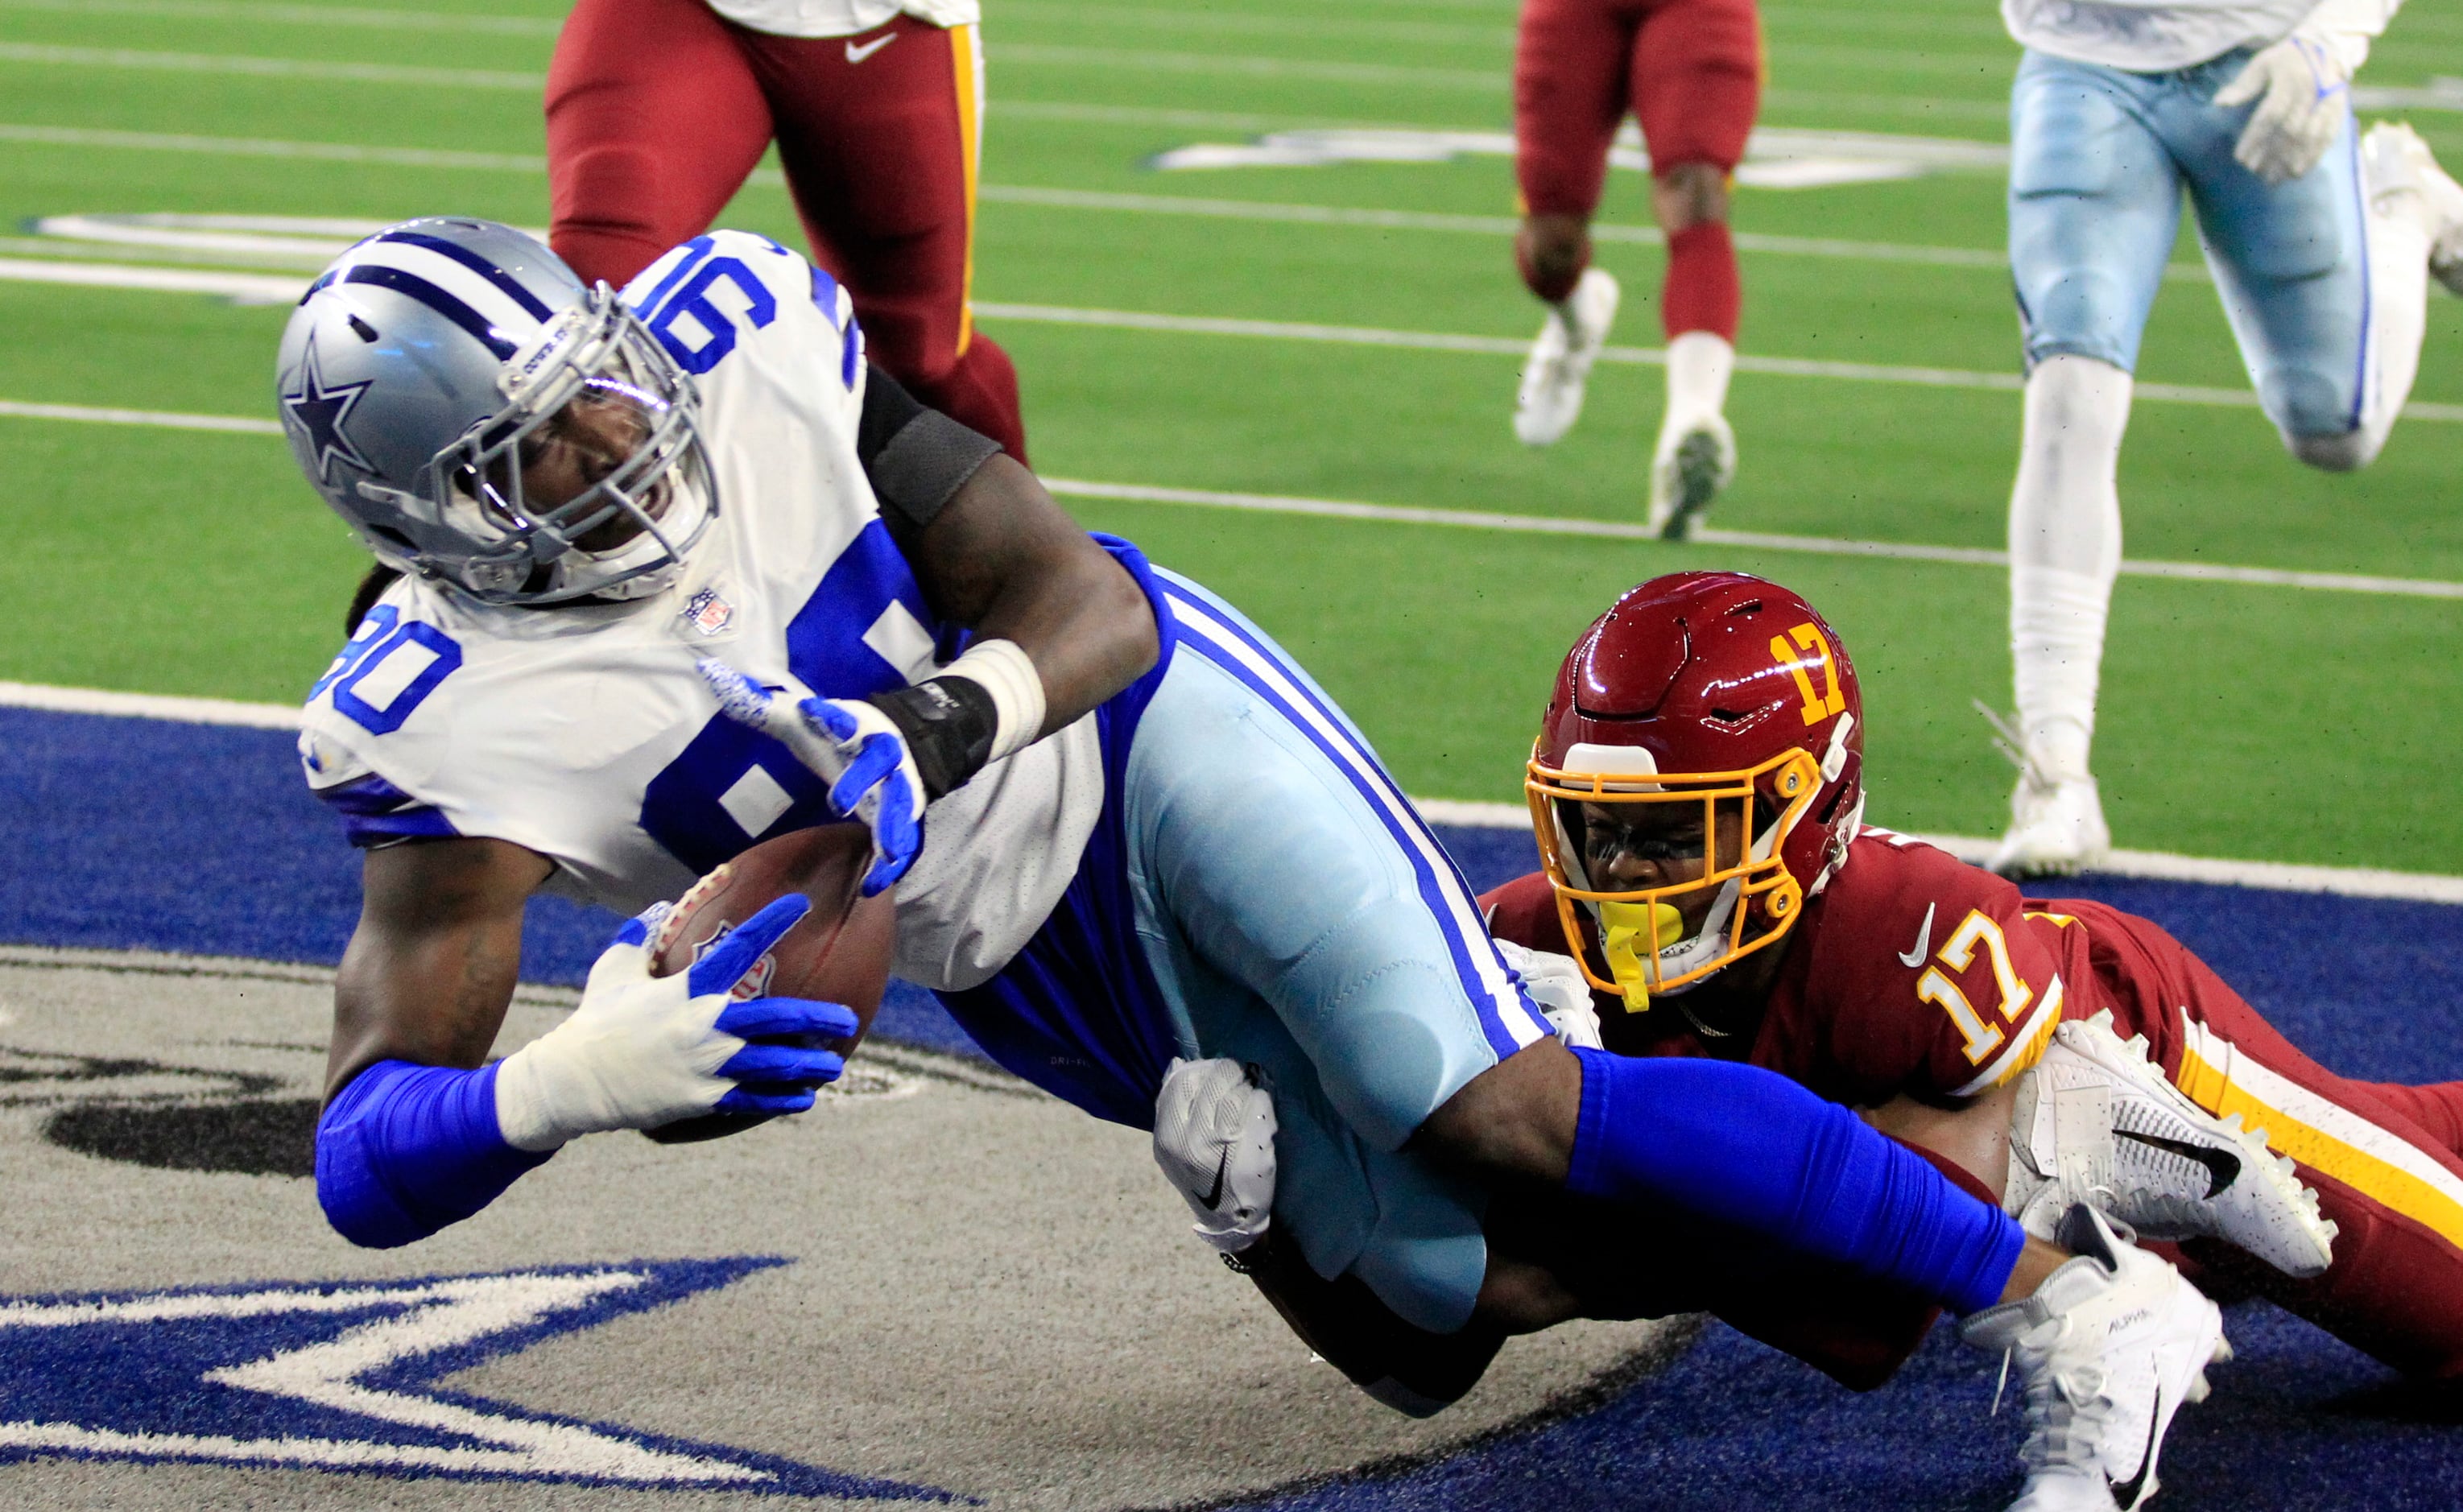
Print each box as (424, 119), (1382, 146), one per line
(7, 704), (2463, 1510)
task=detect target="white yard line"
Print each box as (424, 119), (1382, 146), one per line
(2, 681), (2453, 903)
(0, 123), (2201, 279)
(1, 257), (2301, 412)
(4, 395), (2460, 597)
(0, 398), (279, 434)
(0, 42), (542, 90)
(1039, 478), (2463, 598)
(0, 257), (304, 303)
(0, 0), (560, 33)
(970, 300), (2463, 421)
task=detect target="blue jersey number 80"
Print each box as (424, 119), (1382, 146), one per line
(319, 615), (464, 735)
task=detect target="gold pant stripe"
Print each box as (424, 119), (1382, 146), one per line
(2176, 1014), (2463, 1253)
(949, 22), (981, 358)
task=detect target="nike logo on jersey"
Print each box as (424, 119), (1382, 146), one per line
(1197, 1147), (1230, 1210)
(845, 32), (895, 64)
(2117, 1128), (2242, 1198)
(2107, 1390), (2160, 1506)
(1899, 902), (1936, 967)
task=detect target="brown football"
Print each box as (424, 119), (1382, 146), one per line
(641, 821), (898, 1143)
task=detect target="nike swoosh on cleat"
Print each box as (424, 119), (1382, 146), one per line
(2107, 1389), (2159, 1508)
(1898, 902), (1936, 968)
(845, 32), (895, 63)
(2118, 1128), (2242, 1198)
(1197, 1148), (1230, 1210)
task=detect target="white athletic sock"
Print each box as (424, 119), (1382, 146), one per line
(2353, 127), (2431, 464)
(2008, 355), (2130, 784)
(1659, 331), (1734, 436)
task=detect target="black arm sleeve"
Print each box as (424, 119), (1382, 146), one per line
(855, 361), (1004, 535)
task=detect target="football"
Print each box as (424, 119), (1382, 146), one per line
(641, 821), (898, 1143)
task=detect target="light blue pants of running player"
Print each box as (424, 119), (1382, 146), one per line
(1126, 570), (1554, 1335)
(2010, 46), (2392, 455)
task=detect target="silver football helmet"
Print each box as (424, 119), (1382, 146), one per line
(274, 217), (715, 605)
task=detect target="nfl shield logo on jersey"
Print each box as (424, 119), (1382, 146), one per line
(684, 588), (736, 637)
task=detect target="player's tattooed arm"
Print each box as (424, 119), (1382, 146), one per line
(326, 836), (552, 1101)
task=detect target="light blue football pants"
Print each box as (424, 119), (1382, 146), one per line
(1126, 571), (1554, 1333)
(2010, 47), (2421, 458)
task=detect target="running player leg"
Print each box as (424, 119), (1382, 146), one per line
(544, 0), (776, 289)
(740, 19), (1028, 461)
(2185, 98), (2424, 473)
(2165, 966), (2463, 1378)
(1631, 0), (1759, 540)
(1994, 54), (2184, 878)
(1510, 0), (1636, 446)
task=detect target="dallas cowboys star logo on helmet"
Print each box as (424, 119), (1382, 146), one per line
(281, 333), (376, 485)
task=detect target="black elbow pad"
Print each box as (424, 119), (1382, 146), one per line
(855, 362), (1003, 531)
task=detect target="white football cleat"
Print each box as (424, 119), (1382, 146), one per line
(1992, 768), (2110, 878)
(1514, 267), (1621, 446)
(1961, 1204), (2230, 1512)
(2006, 1011), (2337, 1279)
(1644, 411), (1735, 540)
(2373, 122), (2463, 297)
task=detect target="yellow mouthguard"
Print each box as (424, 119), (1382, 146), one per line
(1597, 901), (1684, 1013)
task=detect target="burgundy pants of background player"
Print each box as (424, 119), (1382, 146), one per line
(546, 0), (1027, 460)
(1511, 0), (1758, 335)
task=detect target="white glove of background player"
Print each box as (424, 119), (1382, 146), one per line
(1494, 937), (1603, 1051)
(699, 659), (925, 896)
(494, 894), (858, 1151)
(2215, 31), (2353, 187)
(1152, 1058), (1277, 1255)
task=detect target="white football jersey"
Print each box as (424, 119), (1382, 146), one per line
(2001, 0), (2396, 71)
(702, 0), (979, 39)
(298, 230), (1097, 987)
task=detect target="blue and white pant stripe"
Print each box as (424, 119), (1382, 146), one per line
(1159, 576), (1552, 1063)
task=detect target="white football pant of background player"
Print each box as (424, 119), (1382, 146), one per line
(1994, 4), (2463, 877)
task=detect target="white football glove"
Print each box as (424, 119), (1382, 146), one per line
(493, 894), (858, 1151)
(699, 659), (925, 895)
(2214, 31), (2353, 187)
(1152, 1057), (1277, 1255)
(1494, 937), (1602, 1051)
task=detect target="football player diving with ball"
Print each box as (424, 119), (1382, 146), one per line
(1486, 571), (2463, 1510)
(285, 220), (2214, 1502)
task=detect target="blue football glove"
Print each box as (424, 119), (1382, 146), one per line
(493, 894), (860, 1150)
(698, 659), (925, 895)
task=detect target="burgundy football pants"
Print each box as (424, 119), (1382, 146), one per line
(546, 0), (1027, 460)
(1511, 0), (1758, 336)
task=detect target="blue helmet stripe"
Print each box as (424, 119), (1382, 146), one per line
(341, 265), (517, 359)
(373, 229), (554, 320)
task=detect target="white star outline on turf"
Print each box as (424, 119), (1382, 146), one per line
(280, 333), (376, 486)
(0, 1258), (959, 1500)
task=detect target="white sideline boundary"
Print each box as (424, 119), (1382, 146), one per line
(1415, 798), (2463, 904)
(3, 397), (2461, 599)
(4, 681), (2457, 904)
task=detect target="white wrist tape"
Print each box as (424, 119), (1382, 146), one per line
(940, 638), (1046, 764)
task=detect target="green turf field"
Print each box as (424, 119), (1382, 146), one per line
(4, 0), (2461, 871)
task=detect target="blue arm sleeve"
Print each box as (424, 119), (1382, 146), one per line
(1564, 1047), (2024, 1315)
(314, 1060), (554, 1250)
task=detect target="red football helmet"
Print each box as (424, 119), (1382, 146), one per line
(1526, 572), (1865, 1000)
